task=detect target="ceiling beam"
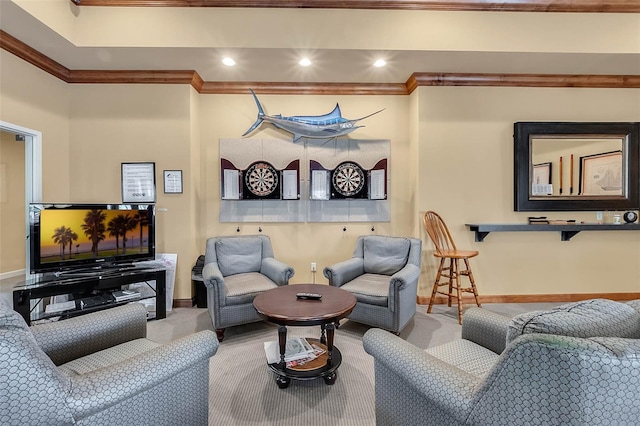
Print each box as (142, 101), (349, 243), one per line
(69, 0), (640, 13)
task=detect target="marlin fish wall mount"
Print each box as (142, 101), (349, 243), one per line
(242, 89), (383, 142)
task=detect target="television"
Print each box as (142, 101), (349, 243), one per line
(29, 203), (155, 274)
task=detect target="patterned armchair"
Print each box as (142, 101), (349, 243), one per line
(323, 235), (422, 334)
(0, 298), (218, 426)
(363, 299), (640, 425)
(203, 235), (294, 341)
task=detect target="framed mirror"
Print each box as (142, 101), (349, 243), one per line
(514, 122), (640, 211)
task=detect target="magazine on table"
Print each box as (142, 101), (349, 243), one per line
(285, 343), (327, 368)
(263, 337), (316, 364)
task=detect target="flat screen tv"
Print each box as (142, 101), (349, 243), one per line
(29, 203), (155, 274)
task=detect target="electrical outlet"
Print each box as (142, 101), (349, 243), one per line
(310, 262), (317, 272)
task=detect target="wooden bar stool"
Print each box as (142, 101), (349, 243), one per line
(423, 211), (481, 324)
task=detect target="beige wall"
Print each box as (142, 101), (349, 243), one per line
(0, 131), (25, 272)
(0, 51), (71, 202)
(68, 84), (197, 299)
(26, 3), (640, 55)
(198, 94), (415, 285)
(417, 86), (640, 296)
(2, 48), (639, 299)
(0, 50), (70, 273)
(190, 88), (204, 297)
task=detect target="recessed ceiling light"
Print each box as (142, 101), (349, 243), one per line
(374, 59), (386, 68)
(222, 57), (236, 66)
(299, 58), (312, 67)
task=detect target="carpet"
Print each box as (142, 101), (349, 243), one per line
(146, 303), (561, 426)
(207, 320), (376, 425)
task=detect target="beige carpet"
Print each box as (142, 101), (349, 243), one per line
(147, 303), (560, 425)
(206, 321), (376, 425)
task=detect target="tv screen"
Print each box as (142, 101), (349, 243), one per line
(29, 203), (155, 274)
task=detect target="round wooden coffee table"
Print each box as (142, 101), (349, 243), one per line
(253, 284), (356, 389)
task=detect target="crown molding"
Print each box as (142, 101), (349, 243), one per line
(2, 30), (639, 95)
(70, 0), (640, 13)
(0, 30), (70, 82)
(68, 70), (198, 84)
(200, 81), (409, 95)
(408, 73), (640, 90)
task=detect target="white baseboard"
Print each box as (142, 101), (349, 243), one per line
(0, 269), (26, 280)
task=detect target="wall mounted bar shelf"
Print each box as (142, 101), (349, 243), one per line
(466, 223), (640, 242)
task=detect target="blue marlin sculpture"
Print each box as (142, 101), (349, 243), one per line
(242, 89), (383, 142)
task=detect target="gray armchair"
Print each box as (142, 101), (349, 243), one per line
(323, 235), (422, 334)
(0, 298), (218, 426)
(363, 299), (640, 426)
(203, 235), (294, 341)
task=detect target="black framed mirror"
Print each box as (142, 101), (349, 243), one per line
(514, 122), (640, 211)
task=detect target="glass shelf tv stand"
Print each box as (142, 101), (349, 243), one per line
(13, 267), (166, 325)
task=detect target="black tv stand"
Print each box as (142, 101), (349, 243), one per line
(13, 267), (166, 325)
(48, 263), (141, 279)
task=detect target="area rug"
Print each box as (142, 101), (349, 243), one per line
(149, 303), (556, 425)
(207, 320), (376, 426)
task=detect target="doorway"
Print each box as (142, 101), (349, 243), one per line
(0, 121), (42, 277)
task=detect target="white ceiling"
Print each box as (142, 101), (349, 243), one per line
(1, 1), (639, 84)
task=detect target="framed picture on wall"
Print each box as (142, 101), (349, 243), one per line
(579, 151), (623, 196)
(163, 170), (183, 194)
(533, 162), (552, 185)
(531, 162), (552, 196)
(121, 162), (156, 203)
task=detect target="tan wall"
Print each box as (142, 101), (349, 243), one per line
(0, 50), (70, 273)
(417, 86), (640, 296)
(0, 131), (25, 272)
(189, 87), (205, 298)
(198, 94), (415, 285)
(0, 51), (71, 202)
(47, 5), (640, 55)
(2, 48), (640, 300)
(68, 84), (198, 299)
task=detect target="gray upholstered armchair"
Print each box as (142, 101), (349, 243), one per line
(203, 235), (294, 341)
(363, 299), (640, 426)
(323, 235), (422, 334)
(0, 298), (218, 426)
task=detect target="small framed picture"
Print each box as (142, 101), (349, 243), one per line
(579, 151), (623, 196)
(163, 170), (183, 194)
(533, 162), (552, 185)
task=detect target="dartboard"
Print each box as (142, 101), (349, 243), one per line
(332, 162), (365, 197)
(245, 162), (279, 197)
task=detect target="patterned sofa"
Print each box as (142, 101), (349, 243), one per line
(363, 299), (640, 425)
(0, 298), (219, 426)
